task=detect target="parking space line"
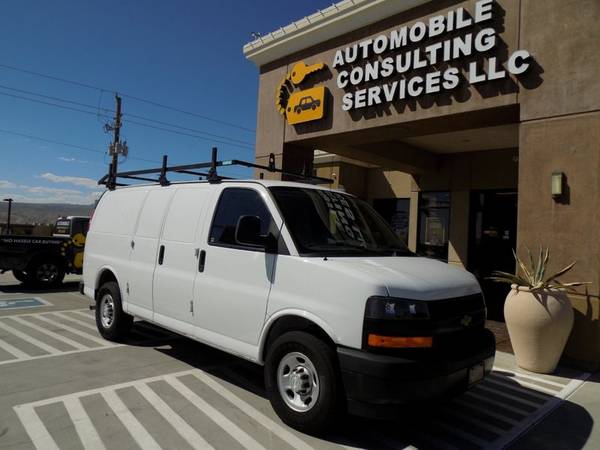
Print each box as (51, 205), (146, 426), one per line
(0, 320), (60, 354)
(166, 375), (266, 450)
(474, 384), (544, 408)
(101, 389), (162, 450)
(451, 397), (520, 425)
(484, 378), (553, 401)
(0, 333), (30, 359)
(190, 370), (314, 450)
(34, 315), (110, 347)
(488, 374), (560, 397)
(10, 316), (88, 351)
(463, 390), (531, 416)
(493, 369), (568, 389)
(14, 404), (60, 450)
(53, 312), (98, 331)
(64, 397), (107, 450)
(135, 383), (214, 450)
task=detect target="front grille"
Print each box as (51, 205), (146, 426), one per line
(362, 293), (488, 359)
(427, 294), (486, 320)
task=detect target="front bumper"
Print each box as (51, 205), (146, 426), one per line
(338, 328), (496, 418)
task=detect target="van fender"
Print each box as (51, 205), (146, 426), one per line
(257, 308), (339, 364)
(94, 265), (125, 306)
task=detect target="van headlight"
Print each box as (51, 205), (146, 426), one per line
(365, 296), (430, 320)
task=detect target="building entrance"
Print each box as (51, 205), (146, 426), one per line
(468, 190), (518, 321)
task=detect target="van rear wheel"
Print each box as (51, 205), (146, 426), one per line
(96, 281), (132, 342)
(12, 270), (29, 283)
(265, 331), (342, 434)
(27, 259), (65, 287)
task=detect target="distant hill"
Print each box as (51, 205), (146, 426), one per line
(0, 202), (94, 225)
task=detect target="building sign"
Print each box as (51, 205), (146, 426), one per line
(276, 61), (327, 125)
(333, 0), (532, 112)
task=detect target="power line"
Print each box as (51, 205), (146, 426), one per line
(0, 127), (159, 164)
(0, 63), (256, 133)
(0, 86), (255, 150)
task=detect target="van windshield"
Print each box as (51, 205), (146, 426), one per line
(269, 187), (414, 257)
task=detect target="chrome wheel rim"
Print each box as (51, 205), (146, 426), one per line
(36, 263), (58, 283)
(277, 351), (320, 412)
(100, 294), (115, 329)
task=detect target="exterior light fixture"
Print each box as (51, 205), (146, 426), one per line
(551, 172), (564, 197)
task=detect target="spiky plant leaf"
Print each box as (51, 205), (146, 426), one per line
(546, 261), (577, 282)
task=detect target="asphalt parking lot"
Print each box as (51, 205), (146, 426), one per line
(0, 272), (593, 450)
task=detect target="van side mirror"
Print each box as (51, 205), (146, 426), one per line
(235, 215), (263, 247)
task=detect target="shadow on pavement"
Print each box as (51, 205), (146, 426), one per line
(155, 338), (595, 449)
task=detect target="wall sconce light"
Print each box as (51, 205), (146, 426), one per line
(551, 171), (565, 197)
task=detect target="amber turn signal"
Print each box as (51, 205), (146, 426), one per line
(367, 334), (433, 348)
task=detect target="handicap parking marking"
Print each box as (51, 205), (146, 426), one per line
(0, 297), (53, 310)
(13, 364), (590, 450)
(14, 369), (323, 450)
(0, 309), (179, 366)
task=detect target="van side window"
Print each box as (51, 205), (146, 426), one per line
(209, 188), (273, 248)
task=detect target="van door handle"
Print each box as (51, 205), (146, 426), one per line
(198, 250), (206, 272)
(158, 245), (165, 265)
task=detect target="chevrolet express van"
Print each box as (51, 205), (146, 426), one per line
(83, 180), (495, 433)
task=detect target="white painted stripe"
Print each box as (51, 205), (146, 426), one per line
(64, 397), (106, 450)
(53, 312), (98, 331)
(13, 405), (59, 450)
(10, 316), (88, 351)
(0, 320), (60, 354)
(442, 407), (507, 436)
(191, 370), (313, 450)
(0, 334), (31, 359)
(475, 384), (544, 408)
(491, 371), (591, 450)
(451, 397), (520, 425)
(21, 370), (198, 408)
(0, 343), (125, 367)
(135, 383), (214, 450)
(35, 315), (111, 347)
(166, 375), (266, 450)
(464, 390), (531, 416)
(484, 378), (552, 402)
(493, 369), (567, 389)
(489, 374), (560, 396)
(101, 389), (161, 450)
(432, 419), (491, 448)
(0, 308), (89, 319)
(71, 310), (95, 320)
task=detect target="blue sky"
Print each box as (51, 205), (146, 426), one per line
(0, 0), (331, 204)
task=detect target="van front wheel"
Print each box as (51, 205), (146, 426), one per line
(265, 331), (341, 434)
(96, 281), (132, 342)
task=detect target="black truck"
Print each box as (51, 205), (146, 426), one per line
(0, 216), (89, 287)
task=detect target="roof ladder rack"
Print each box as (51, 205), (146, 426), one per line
(98, 147), (333, 189)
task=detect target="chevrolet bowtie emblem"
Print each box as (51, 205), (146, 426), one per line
(461, 315), (473, 327)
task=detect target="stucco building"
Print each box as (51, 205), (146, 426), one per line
(244, 0), (600, 368)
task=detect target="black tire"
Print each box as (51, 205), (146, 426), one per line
(264, 331), (342, 434)
(95, 281), (133, 342)
(26, 259), (65, 287)
(12, 270), (29, 283)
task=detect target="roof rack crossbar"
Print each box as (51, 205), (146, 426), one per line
(99, 147), (333, 189)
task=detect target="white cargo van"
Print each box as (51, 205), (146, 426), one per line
(83, 180), (495, 432)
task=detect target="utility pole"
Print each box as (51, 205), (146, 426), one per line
(3, 198), (13, 235)
(107, 94), (127, 189)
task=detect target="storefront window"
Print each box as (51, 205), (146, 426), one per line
(372, 198), (410, 246)
(417, 192), (450, 261)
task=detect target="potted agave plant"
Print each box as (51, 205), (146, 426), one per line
(489, 247), (589, 374)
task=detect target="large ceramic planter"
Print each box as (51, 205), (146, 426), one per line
(504, 284), (574, 373)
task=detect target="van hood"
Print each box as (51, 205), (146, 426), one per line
(330, 256), (481, 300)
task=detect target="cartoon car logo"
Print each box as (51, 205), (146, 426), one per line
(294, 96), (321, 114)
